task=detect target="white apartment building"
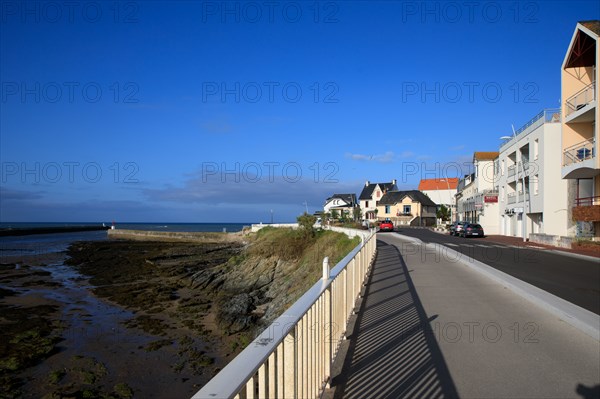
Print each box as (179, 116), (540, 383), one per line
(456, 152), (500, 234)
(497, 109), (568, 240)
(561, 20), (599, 240)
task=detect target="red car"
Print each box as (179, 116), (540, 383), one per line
(379, 219), (394, 232)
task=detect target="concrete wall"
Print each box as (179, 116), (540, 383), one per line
(422, 188), (455, 206)
(529, 233), (573, 249)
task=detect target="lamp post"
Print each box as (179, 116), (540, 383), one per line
(501, 126), (527, 242)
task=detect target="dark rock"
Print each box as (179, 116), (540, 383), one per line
(217, 293), (256, 334)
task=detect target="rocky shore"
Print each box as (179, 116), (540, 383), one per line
(0, 227), (359, 398)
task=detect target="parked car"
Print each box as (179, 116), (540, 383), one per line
(460, 223), (484, 238)
(449, 221), (468, 236)
(379, 219), (394, 232)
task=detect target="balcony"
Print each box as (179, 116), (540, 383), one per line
(507, 190), (529, 205)
(575, 196), (600, 206)
(562, 138), (597, 179)
(573, 196), (600, 222)
(508, 165), (516, 178)
(566, 81), (596, 120)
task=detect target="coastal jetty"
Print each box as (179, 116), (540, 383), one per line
(107, 229), (244, 243)
(0, 225), (110, 237)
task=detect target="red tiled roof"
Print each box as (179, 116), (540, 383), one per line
(418, 178), (459, 191)
(473, 152), (499, 160)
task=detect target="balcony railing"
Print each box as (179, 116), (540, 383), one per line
(566, 81), (596, 117)
(194, 228), (376, 399)
(563, 138), (595, 166)
(506, 191), (529, 205)
(508, 165), (516, 177)
(501, 109), (561, 149)
(575, 196), (600, 207)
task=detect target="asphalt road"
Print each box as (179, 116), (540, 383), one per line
(383, 228), (600, 315)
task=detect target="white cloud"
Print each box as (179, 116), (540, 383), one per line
(345, 151), (396, 163)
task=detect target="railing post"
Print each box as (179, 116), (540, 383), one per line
(322, 257), (329, 280)
(283, 329), (295, 398)
(324, 286), (331, 387)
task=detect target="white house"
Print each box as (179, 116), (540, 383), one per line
(497, 108), (568, 239)
(358, 180), (398, 221)
(418, 178), (458, 221)
(323, 193), (358, 218)
(456, 152), (500, 234)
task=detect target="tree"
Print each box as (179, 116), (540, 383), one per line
(436, 204), (451, 222)
(353, 207), (362, 222)
(331, 209), (339, 220)
(297, 212), (317, 237)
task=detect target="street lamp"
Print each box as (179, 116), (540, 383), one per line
(500, 125), (527, 242)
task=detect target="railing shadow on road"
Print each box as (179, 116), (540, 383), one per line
(332, 239), (458, 399)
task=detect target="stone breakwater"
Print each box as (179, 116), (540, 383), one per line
(108, 228), (247, 243)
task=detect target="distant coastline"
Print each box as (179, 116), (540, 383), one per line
(0, 222), (255, 234)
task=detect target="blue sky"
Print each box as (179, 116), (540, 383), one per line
(1, 1), (598, 223)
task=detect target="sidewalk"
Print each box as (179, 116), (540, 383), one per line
(484, 234), (600, 259)
(332, 234), (600, 399)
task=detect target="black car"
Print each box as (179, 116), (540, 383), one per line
(460, 223), (485, 238)
(449, 221), (468, 236)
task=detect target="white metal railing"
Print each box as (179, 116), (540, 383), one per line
(193, 229), (377, 399)
(563, 138), (595, 166)
(507, 193), (517, 204)
(566, 81), (596, 117)
(500, 108), (561, 150)
(508, 164), (516, 177)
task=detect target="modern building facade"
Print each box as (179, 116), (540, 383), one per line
(358, 180), (398, 221)
(561, 20), (600, 240)
(497, 109), (567, 239)
(456, 152), (500, 234)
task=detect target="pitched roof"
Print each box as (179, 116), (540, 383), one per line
(378, 190), (437, 207)
(580, 20), (600, 35)
(325, 193), (357, 205)
(473, 151), (499, 161)
(418, 178), (459, 191)
(359, 181), (397, 200)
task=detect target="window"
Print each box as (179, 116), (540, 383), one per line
(385, 205), (390, 214)
(403, 205), (411, 214)
(533, 175), (539, 195)
(533, 139), (539, 160)
(376, 191), (380, 198)
(501, 159), (505, 176)
(365, 201), (369, 208)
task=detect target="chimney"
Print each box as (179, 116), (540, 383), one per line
(392, 179), (397, 186)
(365, 180), (370, 186)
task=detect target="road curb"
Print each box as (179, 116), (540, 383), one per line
(396, 234), (600, 341)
